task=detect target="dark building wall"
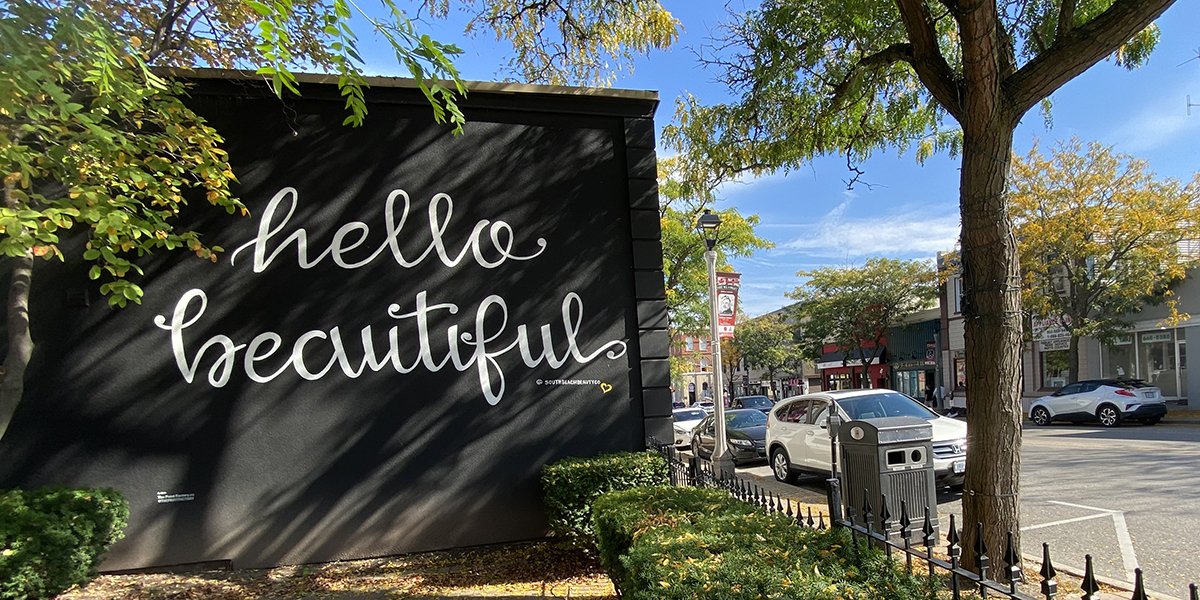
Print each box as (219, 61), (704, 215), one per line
(0, 73), (667, 570)
(887, 320), (939, 363)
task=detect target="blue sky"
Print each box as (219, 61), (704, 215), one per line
(362, 2), (1200, 317)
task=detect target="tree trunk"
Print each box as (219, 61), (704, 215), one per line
(0, 179), (33, 444)
(959, 114), (1024, 573)
(861, 361), (873, 388)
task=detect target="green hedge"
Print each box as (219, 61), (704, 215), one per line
(0, 487), (129, 600)
(541, 451), (668, 550)
(593, 486), (930, 600)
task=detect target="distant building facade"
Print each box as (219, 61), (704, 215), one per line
(671, 333), (715, 405)
(886, 308), (943, 405)
(938, 253), (1196, 410)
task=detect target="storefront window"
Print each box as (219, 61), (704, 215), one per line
(825, 371), (866, 391)
(895, 370), (929, 399)
(1100, 335), (1135, 379)
(1040, 349), (1070, 389)
(1138, 330), (1177, 397)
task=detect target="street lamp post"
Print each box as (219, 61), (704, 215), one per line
(697, 209), (735, 477)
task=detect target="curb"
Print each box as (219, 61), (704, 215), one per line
(1021, 552), (1185, 600)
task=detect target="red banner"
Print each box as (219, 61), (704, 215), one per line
(716, 272), (740, 339)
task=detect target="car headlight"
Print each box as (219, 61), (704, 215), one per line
(729, 438), (753, 448)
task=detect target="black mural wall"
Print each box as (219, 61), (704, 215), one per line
(0, 73), (673, 570)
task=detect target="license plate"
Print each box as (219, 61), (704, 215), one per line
(952, 460), (966, 474)
(1145, 391), (1157, 399)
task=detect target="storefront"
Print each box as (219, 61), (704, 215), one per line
(1099, 328), (1188, 399)
(818, 355), (888, 391)
(1030, 326), (1191, 401)
(892, 360), (936, 400)
(885, 314), (940, 401)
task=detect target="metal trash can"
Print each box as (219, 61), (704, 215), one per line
(838, 417), (938, 536)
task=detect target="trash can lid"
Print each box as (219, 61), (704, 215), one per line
(839, 417), (932, 443)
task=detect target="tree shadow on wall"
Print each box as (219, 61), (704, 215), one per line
(2, 106), (651, 573)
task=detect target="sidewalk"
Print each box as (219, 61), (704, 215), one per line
(1162, 405), (1200, 424)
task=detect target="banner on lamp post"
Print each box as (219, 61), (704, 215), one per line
(716, 272), (741, 339)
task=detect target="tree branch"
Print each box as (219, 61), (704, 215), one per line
(894, 0), (964, 121)
(1056, 0), (1078, 43)
(1007, 0), (1176, 116)
(829, 43), (913, 109)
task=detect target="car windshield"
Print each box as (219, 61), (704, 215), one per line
(674, 409), (706, 421)
(835, 392), (937, 421)
(725, 410), (768, 429)
(738, 396), (772, 408)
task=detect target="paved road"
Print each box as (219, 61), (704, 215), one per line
(734, 422), (1200, 598)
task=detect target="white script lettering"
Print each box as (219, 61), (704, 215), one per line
(228, 188), (548, 273)
(153, 290), (628, 405)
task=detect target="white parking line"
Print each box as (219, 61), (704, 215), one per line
(1048, 500), (1118, 514)
(1038, 501), (1140, 582)
(1020, 512), (1111, 531)
(1111, 511), (1140, 582)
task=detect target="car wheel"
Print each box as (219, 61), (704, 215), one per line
(1097, 404), (1122, 428)
(1030, 406), (1051, 426)
(770, 448), (798, 484)
(691, 437), (704, 458)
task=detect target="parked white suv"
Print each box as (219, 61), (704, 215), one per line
(1029, 379), (1167, 427)
(766, 389), (968, 487)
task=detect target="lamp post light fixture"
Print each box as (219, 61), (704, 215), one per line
(696, 209), (735, 477)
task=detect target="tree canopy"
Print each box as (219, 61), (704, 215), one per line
(1011, 138), (1200, 381)
(657, 155), (772, 334)
(732, 313), (805, 400)
(0, 1), (248, 440)
(789, 257), (937, 386)
(661, 0), (1178, 568)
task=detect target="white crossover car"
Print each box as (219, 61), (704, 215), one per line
(1029, 379), (1167, 427)
(766, 389), (968, 487)
(671, 407), (708, 447)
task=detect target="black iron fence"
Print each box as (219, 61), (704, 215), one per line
(650, 439), (1199, 600)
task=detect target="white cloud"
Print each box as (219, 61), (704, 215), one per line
(772, 201), (960, 259)
(1107, 81), (1200, 153)
(713, 169), (802, 203)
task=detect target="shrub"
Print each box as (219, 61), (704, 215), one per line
(0, 487), (130, 600)
(593, 485), (930, 600)
(541, 451), (668, 550)
(592, 486), (753, 592)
